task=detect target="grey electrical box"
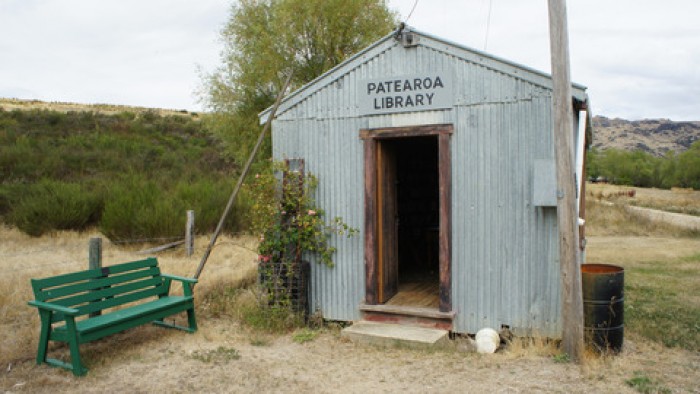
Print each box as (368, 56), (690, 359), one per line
(533, 159), (557, 207)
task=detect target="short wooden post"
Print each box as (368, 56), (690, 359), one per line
(88, 237), (102, 317)
(185, 210), (195, 257)
(89, 237), (102, 271)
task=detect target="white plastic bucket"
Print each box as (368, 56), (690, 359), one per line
(475, 328), (500, 354)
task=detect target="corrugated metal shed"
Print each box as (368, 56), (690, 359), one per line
(260, 27), (588, 337)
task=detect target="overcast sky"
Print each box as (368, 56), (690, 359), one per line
(1, 0), (698, 120)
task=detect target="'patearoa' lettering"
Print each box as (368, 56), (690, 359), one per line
(366, 76), (444, 95)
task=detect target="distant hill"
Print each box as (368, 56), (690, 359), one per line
(591, 116), (700, 157)
(4, 98), (699, 159)
(0, 98), (198, 118)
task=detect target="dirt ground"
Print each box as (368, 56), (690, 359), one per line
(2, 227), (699, 393)
(2, 317), (698, 393)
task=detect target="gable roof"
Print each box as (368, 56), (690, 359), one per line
(259, 26), (587, 123)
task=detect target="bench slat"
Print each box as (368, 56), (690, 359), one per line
(38, 266), (161, 301)
(31, 258), (157, 292)
(73, 286), (165, 317)
(52, 276), (164, 308)
(79, 298), (194, 343)
(49, 279), (165, 323)
(56, 296), (192, 335)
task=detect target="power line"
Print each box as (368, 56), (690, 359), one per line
(405, 0), (419, 24)
(484, 0), (493, 51)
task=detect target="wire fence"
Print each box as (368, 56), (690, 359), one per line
(1, 233), (258, 274)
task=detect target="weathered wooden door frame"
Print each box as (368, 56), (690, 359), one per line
(360, 124), (453, 312)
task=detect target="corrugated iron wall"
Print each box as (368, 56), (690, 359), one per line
(272, 36), (582, 336)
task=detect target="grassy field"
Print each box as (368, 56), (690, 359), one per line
(585, 185), (700, 352)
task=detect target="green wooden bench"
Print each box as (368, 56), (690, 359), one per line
(28, 257), (197, 376)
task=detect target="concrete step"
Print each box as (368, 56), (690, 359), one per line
(341, 321), (449, 349)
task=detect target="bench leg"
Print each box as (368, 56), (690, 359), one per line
(65, 318), (87, 377)
(187, 307), (197, 332)
(151, 307), (197, 333)
(36, 310), (52, 365)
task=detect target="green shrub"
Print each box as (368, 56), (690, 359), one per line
(8, 180), (102, 236)
(99, 174), (180, 241)
(99, 175), (252, 241)
(0, 107), (251, 239)
(174, 178), (252, 235)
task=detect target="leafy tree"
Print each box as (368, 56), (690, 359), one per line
(675, 141), (700, 189)
(200, 0), (397, 169)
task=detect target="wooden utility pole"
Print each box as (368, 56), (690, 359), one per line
(548, 0), (585, 361)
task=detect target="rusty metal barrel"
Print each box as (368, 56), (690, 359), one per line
(581, 263), (624, 352)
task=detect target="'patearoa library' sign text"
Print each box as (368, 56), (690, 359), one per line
(358, 74), (453, 115)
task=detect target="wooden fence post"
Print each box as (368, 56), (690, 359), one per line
(186, 210), (195, 257)
(88, 237), (102, 317)
(89, 237), (102, 271)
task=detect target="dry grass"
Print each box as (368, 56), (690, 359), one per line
(588, 183), (700, 216)
(0, 225), (258, 368)
(3, 183), (700, 392)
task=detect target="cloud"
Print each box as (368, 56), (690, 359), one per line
(1, 0), (698, 119)
(0, 0), (228, 110)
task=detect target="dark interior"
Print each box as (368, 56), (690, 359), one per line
(392, 136), (439, 283)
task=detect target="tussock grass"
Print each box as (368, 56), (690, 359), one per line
(499, 336), (560, 359)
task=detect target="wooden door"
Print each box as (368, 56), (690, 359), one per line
(377, 141), (399, 303)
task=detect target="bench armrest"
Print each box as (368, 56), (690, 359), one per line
(28, 300), (80, 315)
(161, 274), (197, 284)
(161, 274), (197, 297)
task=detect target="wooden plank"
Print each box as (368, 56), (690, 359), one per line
(137, 240), (185, 255)
(359, 303), (455, 320)
(363, 138), (378, 305)
(376, 142), (384, 303)
(360, 124), (454, 140)
(385, 282), (439, 308)
(376, 142), (399, 303)
(548, 0), (585, 362)
(438, 133), (452, 312)
(360, 124), (454, 139)
(378, 141), (399, 302)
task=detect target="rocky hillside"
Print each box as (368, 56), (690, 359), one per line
(591, 116), (700, 157)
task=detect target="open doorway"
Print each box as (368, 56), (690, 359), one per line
(362, 124), (452, 313)
(384, 136), (440, 308)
